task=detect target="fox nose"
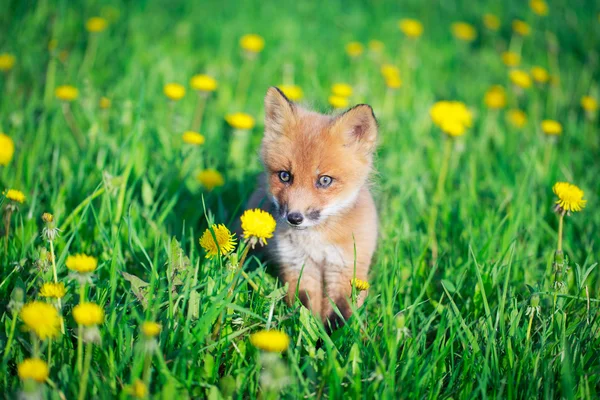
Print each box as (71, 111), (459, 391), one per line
(287, 212), (304, 226)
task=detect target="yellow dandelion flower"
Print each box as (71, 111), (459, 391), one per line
(126, 379), (148, 399)
(451, 22), (477, 42)
(190, 74), (218, 92)
(42, 213), (54, 223)
(541, 120), (562, 135)
(368, 40), (385, 53)
(385, 74), (402, 89)
(240, 34), (265, 53)
(581, 96), (598, 112)
(506, 109), (527, 128)
(199, 224), (236, 259)
(512, 20), (531, 36)
(141, 321), (162, 337)
(278, 84), (303, 101)
(196, 169), (225, 191)
(345, 41), (364, 57)
(0, 53), (16, 71)
(241, 209), (277, 246)
(99, 97), (111, 109)
(380, 64), (400, 79)
(225, 112), (255, 130)
(553, 182), (586, 213)
(484, 85), (507, 109)
(530, 0), (549, 16)
(331, 83), (353, 97)
(18, 358), (49, 383)
(531, 66), (550, 83)
(329, 95), (349, 109)
(73, 302), (104, 326)
(182, 131), (205, 145)
(55, 85), (79, 101)
(86, 17), (108, 33)
(3, 189), (26, 203)
(0, 133), (14, 166)
(40, 282), (66, 299)
(483, 14), (501, 31)
(66, 254), (98, 273)
(351, 278), (370, 291)
(398, 19), (424, 38)
(509, 69), (532, 89)
(501, 51), (520, 67)
(20, 301), (61, 340)
(430, 101), (473, 137)
(163, 83), (186, 101)
(250, 330), (290, 352)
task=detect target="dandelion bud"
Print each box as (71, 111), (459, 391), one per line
(530, 295), (540, 308)
(41, 213), (53, 223)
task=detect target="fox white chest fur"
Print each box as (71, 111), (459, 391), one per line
(247, 87), (378, 330)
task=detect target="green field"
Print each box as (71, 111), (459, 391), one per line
(1, 0), (599, 398)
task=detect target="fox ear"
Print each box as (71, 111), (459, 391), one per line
(332, 104), (378, 152)
(264, 87), (295, 137)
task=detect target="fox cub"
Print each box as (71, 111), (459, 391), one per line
(248, 87), (378, 329)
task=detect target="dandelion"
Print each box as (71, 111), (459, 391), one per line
(368, 40), (385, 53)
(0, 133), (14, 165)
(541, 120), (562, 136)
(506, 109), (527, 128)
(190, 74), (218, 92)
(351, 278), (370, 291)
(196, 169), (224, 191)
(225, 112), (255, 130)
(55, 85), (79, 101)
(531, 66), (550, 83)
(73, 302), (104, 326)
(331, 83), (353, 97)
(40, 282), (66, 299)
(241, 209), (277, 246)
(398, 19), (424, 38)
(240, 34), (265, 53)
(512, 20), (531, 36)
(278, 84), (303, 101)
(99, 97), (111, 109)
(20, 301), (61, 340)
(581, 96), (598, 112)
(66, 254), (98, 273)
(250, 330), (290, 353)
(381, 64), (400, 79)
(329, 95), (349, 109)
(199, 224), (237, 259)
(0, 53), (16, 71)
(3, 188), (25, 203)
(451, 22), (477, 42)
(345, 41), (364, 58)
(483, 14), (501, 31)
(85, 17), (108, 33)
(18, 358), (49, 383)
(530, 0), (549, 16)
(484, 85), (507, 109)
(42, 212), (60, 242)
(182, 131), (205, 145)
(385, 75), (402, 89)
(430, 101), (473, 137)
(553, 182), (586, 214)
(501, 51), (520, 67)
(125, 380), (148, 399)
(163, 83), (186, 101)
(509, 70), (532, 89)
(141, 321), (162, 338)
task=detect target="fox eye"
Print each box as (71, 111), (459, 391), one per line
(317, 175), (333, 188)
(278, 171), (291, 183)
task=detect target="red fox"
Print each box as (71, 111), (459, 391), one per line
(247, 87), (378, 330)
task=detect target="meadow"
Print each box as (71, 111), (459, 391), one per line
(1, 0), (599, 398)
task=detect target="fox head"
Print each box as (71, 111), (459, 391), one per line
(261, 87), (377, 229)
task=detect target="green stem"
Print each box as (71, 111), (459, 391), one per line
(49, 240), (64, 334)
(32, 334), (40, 357)
(236, 56), (255, 109)
(4, 209), (13, 254)
(77, 283), (86, 372)
(557, 213), (564, 253)
(78, 342), (93, 400)
(142, 351), (152, 385)
(79, 34), (98, 76)
(191, 92), (208, 132)
(2, 312), (18, 362)
(62, 102), (85, 148)
(526, 310), (534, 342)
(427, 137), (453, 263)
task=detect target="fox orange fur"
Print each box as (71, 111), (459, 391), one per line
(247, 87), (378, 330)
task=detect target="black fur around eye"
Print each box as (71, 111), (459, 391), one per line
(317, 175), (333, 188)
(278, 171), (291, 183)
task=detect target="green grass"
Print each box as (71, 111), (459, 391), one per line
(1, 0), (600, 398)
